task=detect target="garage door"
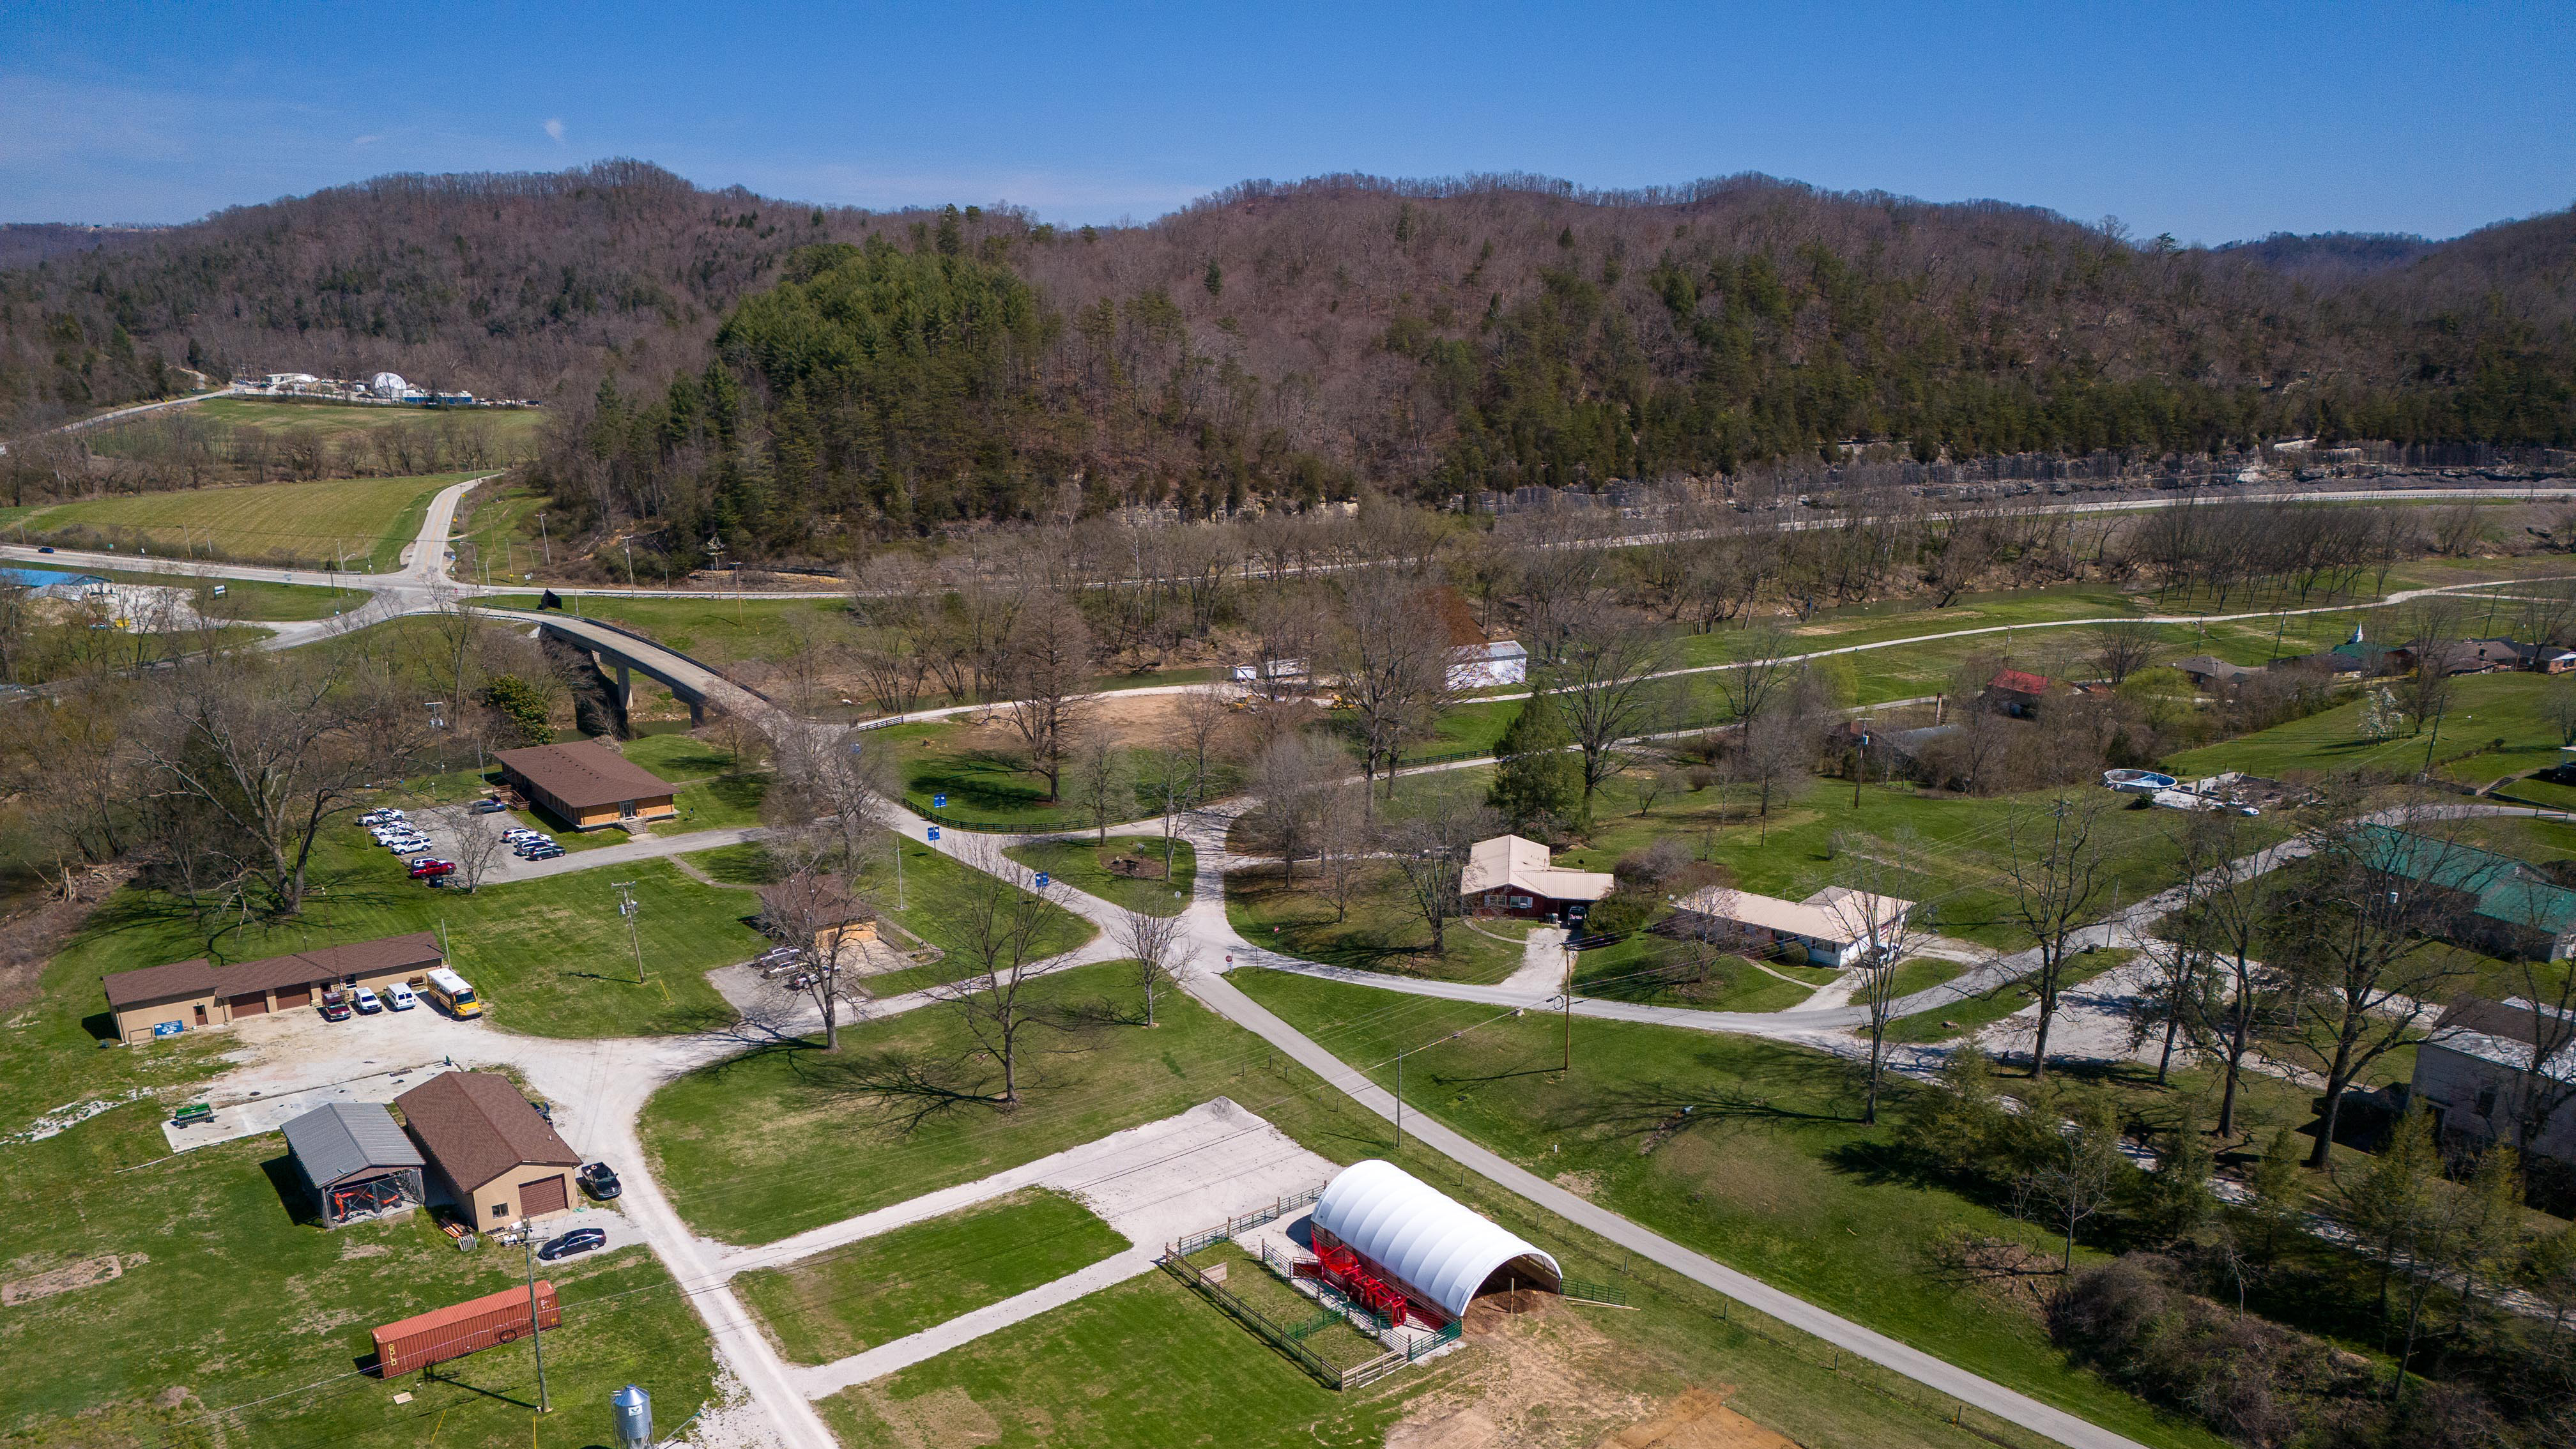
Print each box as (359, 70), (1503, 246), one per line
(227, 991), (269, 1017)
(519, 1174), (569, 1217)
(275, 985), (311, 1009)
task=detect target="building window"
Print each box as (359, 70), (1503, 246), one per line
(491, 1202), (508, 1219)
(1510, 896), (1532, 909)
(2476, 1087), (2498, 1119)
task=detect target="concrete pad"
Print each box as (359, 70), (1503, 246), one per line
(754, 1098), (1337, 1393)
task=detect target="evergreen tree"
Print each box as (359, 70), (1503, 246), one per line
(1487, 686), (1578, 829)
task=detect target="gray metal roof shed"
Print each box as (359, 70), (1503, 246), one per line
(284, 1101), (424, 1191)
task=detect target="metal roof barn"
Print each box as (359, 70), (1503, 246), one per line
(282, 1101), (425, 1228)
(1310, 1159), (1561, 1319)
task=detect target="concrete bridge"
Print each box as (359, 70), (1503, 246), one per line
(486, 608), (766, 727)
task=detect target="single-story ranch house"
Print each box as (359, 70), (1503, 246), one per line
(394, 1071), (584, 1226)
(496, 738), (678, 830)
(1460, 835), (1615, 921)
(1670, 884), (1916, 968)
(102, 931), (445, 1043)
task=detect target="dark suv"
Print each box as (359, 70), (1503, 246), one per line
(578, 1162), (622, 1200)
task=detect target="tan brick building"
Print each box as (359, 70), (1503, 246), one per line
(102, 932), (445, 1044)
(495, 738), (678, 830)
(394, 1071), (583, 1227)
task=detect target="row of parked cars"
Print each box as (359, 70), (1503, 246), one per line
(360, 809), (460, 885)
(504, 827), (565, 862)
(360, 806), (568, 881)
(318, 979), (419, 1021)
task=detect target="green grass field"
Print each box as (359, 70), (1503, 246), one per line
(180, 394), (548, 447)
(1569, 935), (1820, 1011)
(648, 960), (2128, 1449)
(9, 473), (475, 570)
(844, 833), (1098, 997)
(1225, 861), (1530, 984)
(1003, 836), (1196, 916)
(1230, 969), (2241, 1449)
(2165, 670), (2569, 786)
(0, 1109), (712, 1449)
(735, 1189), (1129, 1364)
(50, 829), (766, 1041)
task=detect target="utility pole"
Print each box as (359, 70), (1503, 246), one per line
(622, 537), (636, 588)
(613, 880), (647, 983)
(538, 512), (551, 566)
(1561, 941), (1575, 1077)
(521, 1233), (551, 1414)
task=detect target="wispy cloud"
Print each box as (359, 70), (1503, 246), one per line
(544, 118), (565, 143)
(353, 134), (381, 147)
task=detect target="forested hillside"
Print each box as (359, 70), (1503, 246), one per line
(6, 162), (2572, 559)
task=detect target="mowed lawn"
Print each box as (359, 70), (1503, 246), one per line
(50, 830), (767, 1039)
(1004, 836), (1196, 916)
(735, 1189), (1130, 1363)
(14, 472), (478, 570)
(2166, 669), (2568, 786)
(658, 962), (2122, 1449)
(1231, 969), (2237, 1449)
(0, 1103), (714, 1449)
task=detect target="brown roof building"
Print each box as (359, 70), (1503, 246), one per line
(395, 1071), (583, 1226)
(495, 738), (678, 830)
(102, 932), (444, 1044)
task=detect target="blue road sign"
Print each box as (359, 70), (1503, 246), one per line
(926, 825), (941, 841)
(932, 794), (947, 809)
(1033, 871), (1050, 888)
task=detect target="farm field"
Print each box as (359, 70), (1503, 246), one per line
(5, 472), (476, 570)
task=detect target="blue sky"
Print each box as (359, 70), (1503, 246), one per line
(5, 1), (2570, 243)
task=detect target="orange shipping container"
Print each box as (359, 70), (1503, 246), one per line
(372, 1282), (561, 1375)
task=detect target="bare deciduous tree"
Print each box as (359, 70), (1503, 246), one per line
(929, 841), (1064, 1109)
(1066, 733), (1129, 843)
(758, 850), (875, 1050)
(449, 811), (509, 893)
(1114, 906), (1189, 1027)
(2268, 809), (2477, 1167)
(1245, 731), (1347, 882)
(2088, 620), (2158, 686)
(1551, 601), (1675, 816)
(999, 596), (1094, 801)
(2001, 793), (2117, 1080)
(1334, 571), (1460, 802)
(1385, 797), (1499, 958)
(1819, 843), (1930, 1125)
(134, 650), (435, 914)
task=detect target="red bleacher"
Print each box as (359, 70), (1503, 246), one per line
(1304, 1243), (1425, 1327)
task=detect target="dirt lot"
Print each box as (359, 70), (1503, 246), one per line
(1386, 1295), (1795, 1449)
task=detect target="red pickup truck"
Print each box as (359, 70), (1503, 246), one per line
(318, 986), (352, 1021)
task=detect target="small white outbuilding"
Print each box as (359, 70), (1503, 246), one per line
(1309, 1158), (1561, 1319)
